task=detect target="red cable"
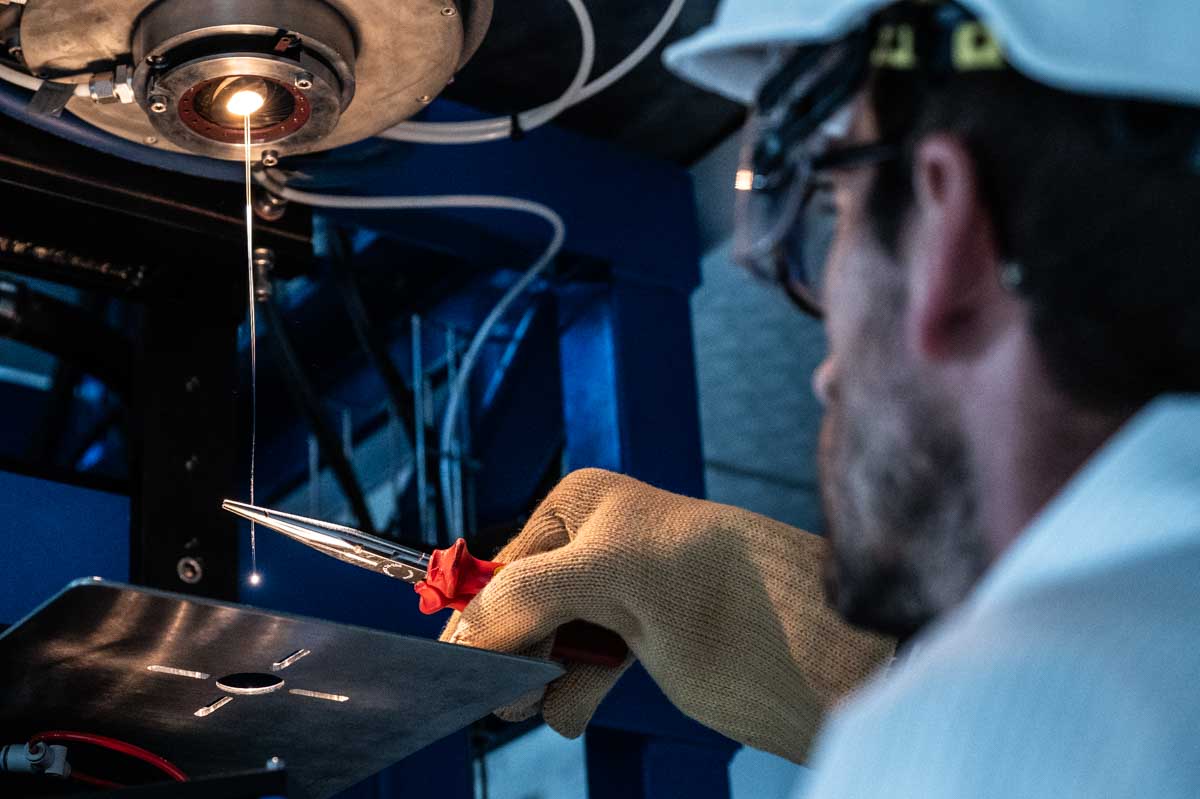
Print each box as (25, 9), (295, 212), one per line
(68, 770), (123, 789)
(30, 730), (189, 783)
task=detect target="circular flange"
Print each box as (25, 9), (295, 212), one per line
(142, 52), (342, 158)
(215, 672), (285, 696)
(20, 0), (490, 160)
(128, 0), (354, 158)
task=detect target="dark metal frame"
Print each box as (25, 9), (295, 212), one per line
(0, 111), (312, 602)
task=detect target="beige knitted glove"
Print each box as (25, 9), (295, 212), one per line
(441, 468), (894, 762)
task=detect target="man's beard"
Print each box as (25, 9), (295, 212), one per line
(818, 371), (990, 640)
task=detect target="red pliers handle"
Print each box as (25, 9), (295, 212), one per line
(413, 539), (629, 668)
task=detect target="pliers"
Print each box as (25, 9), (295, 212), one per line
(222, 500), (627, 667)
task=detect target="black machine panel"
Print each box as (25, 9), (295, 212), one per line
(0, 580), (564, 798)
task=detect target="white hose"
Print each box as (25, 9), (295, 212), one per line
(436, 230), (559, 539)
(256, 172), (566, 540)
(572, 0), (688, 104)
(0, 61), (93, 98)
(381, 0), (597, 145)
(380, 0), (687, 145)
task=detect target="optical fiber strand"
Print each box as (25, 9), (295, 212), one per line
(244, 113), (260, 585)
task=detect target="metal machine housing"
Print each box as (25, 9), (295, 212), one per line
(16, 0), (494, 160)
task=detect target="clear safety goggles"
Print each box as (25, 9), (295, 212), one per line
(732, 35), (897, 318)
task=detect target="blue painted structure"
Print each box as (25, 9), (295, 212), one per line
(0, 95), (739, 797)
(0, 471), (130, 625)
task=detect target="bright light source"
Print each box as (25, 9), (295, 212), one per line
(248, 571), (263, 587)
(734, 168), (755, 192)
(226, 89), (265, 116)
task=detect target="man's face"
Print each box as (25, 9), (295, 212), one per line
(812, 94), (989, 638)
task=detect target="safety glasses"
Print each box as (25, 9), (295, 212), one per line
(734, 134), (898, 318)
(732, 31), (897, 318)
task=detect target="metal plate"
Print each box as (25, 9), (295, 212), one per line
(0, 580), (563, 798)
(19, 0), (494, 157)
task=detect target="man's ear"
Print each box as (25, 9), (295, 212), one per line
(902, 133), (1006, 361)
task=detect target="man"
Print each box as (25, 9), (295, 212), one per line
(443, 0), (1200, 794)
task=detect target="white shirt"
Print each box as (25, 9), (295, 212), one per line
(798, 395), (1200, 799)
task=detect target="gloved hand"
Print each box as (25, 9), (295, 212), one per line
(441, 468), (894, 762)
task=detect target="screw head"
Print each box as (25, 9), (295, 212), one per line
(149, 96), (169, 113)
(177, 556), (203, 585)
(294, 72), (314, 90)
(144, 135), (158, 145)
(266, 756), (286, 771)
(418, 94), (433, 104)
(261, 149), (280, 168)
(441, 6), (458, 16)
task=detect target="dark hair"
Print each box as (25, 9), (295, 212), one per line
(866, 67), (1200, 411)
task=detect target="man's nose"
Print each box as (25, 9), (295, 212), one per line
(812, 358), (835, 407)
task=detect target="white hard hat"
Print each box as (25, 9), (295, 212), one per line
(664, 0), (1200, 108)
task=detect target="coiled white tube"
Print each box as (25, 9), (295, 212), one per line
(380, 0), (597, 145)
(379, 0), (687, 145)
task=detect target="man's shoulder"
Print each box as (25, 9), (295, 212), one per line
(904, 534), (1200, 693)
(924, 531), (1200, 677)
(801, 539), (1200, 799)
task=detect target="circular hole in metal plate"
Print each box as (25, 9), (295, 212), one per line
(215, 672), (285, 695)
